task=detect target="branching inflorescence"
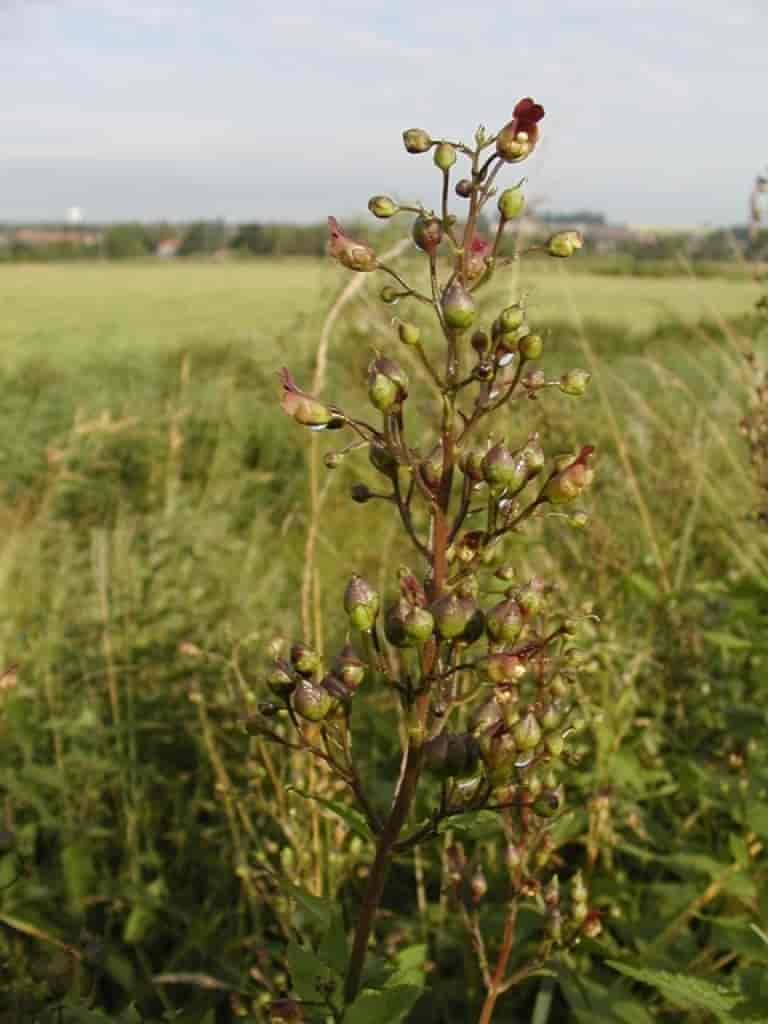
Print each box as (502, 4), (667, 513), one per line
(258, 99), (602, 1023)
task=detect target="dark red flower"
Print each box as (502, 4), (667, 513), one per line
(466, 234), (493, 281)
(327, 216), (377, 272)
(497, 97), (545, 162)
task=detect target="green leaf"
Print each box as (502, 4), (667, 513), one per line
(278, 879), (334, 926)
(606, 960), (744, 1022)
(343, 984), (423, 1024)
(286, 939), (331, 1003)
(438, 810), (501, 839)
(386, 944), (426, 988)
(287, 787), (372, 841)
(317, 909), (347, 976)
(729, 832), (749, 866)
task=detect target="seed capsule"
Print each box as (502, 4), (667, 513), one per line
(292, 679), (333, 722)
(403, 128), (432, 153)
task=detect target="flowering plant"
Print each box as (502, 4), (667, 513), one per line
(258, 100), (599, 1023)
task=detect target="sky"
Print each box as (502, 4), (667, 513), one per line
(1, 0), (767, 228)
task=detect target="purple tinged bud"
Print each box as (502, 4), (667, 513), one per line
(486, 652), (526, 684)
(343, 574), (380, 631)
(522, 368), (546, 392)
(412, 215), (443, 253)
(292, 679), (333, 722)
(441, 280), (477, 331)
(403, 128), (432, 153)
(471, 697), (503, 735)
(487, 597), (524, 643)
(455, 178), (473, 198)
(369, 443), (398, 478)
(514, 710), (542, 751)
(433, 142), (457, 170)
(327, 217), (378, 272)
(547, 230), (584, 258)
(368, 195), (399, 219)
(425, 732), (480, 778)
(543, 446), (595, 505)
(332, 644), (366, 690)
(398, 321), (421, 346)
(582, 911), (603, 939)
(290, 643), (321, 677)
(367, 355), (409, 412)
(471, 329), (490, 354)
(522, 435), (546, 476)
(519, 333), (543, 360)
(431, 592), (477, 642)
(385, 598), (434, 648)
(497, 187), (526, 220)
(460, 437), (492, 483)
(516, 576), (546, 616)
(279, 368), (345, 430)
(482, 441), (527, 491)
(559, 369), (591, 396)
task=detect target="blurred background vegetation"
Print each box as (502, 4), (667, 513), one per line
(0, 251), (766, 1022)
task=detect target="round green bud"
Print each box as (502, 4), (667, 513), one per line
(266, 659), (297, 697)
(368, 195), (398, 219)
(343, 574), (380, 631)
(367, 355), (409, 412)
(441, 280), (476, 331)
(547, 230), (584, 258)
(402, 128), (432, 154)
(499, 304), (525, 333)
(332, 644), (366, 690)
(513, 710), (542, 751)
(497, 187), (526, 220)
(290, 643), (321, 677)
(398, 321), (421, 346)
(380, 285), (400, 304)
(519, 333), (543, 360)
(292, 679), (333, 722)
(433, 142), (457, 171)
(559, 369), (591, 396)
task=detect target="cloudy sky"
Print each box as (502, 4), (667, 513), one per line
(2, 0), (767, 227)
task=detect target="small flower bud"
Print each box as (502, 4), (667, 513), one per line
(350, 483), (373, 503)
(412, 215), (443, 253)
(266, 659), (297, 697)
(482, 442), (527, 492)
(485, 652), (526, 684)
(332, 644), (366, 690)
(540, 702), (564, 730)
(379, 285), (400, 304)
(368, 195), (399, 219)
(367, 356), (409, 412)
(385, 599), (435, 648)
(545, 732), (565, 756)
(516, 576), (546, 616)
(441, 280), (477, 331)
(543, 446), (595, 505)
(532, 787), (563, 817)
(403, 128), (432, 153)
(431, 592), (483, 642)
(471, 329), (490, 355)
(513, 710), (542, 751)
(455, 178), (473, 198)
(398, 321), (421, 346)
(486, 597), (524, 644)
(327, 217), (377, 272)
(279, 368), (345, 430)
(343, 574), (380, 631)
(547, 230), (584, 258)
(497, 187), (526, 220)
(519, 333), (543, 360)
(499, 305), (525, 333)
(522, 368), (546, 392)
(292, 679), (333, 722)
(433, 142), (457, 170)
(290, 643), (321, 677)
(470, 865), (488, 906)
(559, 369), (591, 396)
(459, 437), (492, 483)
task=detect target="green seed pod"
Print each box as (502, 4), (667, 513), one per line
(398, 321), (421, 346)
(403, 128), (432, 153)
(441, 280), (477, 331)
(486, 597), (523, 644)
(433, 142), (457, 170)
(499, 304), (525, 333)
(460, 437), (492, 483)
(343, 574), (380, 631)
(481, 441), (527, 492)
(292, 679), (333, 722)
(543, 447), (595, 505)
(497, 186), (526, 220)
(368, 195), (399, 219)
(290, 643), (321, 677)
(540, 702), (564, 730)
(516, 576), (546, 617)
(519, 333), (543, 360)
(367, 355), (409, 412)
(385, 598), (434, 648)
(431, 592), (482, 642)
(547, 230), (583, 258)
(559, 369), (591, 396)
(412, 215), (443, 253)
(513, 710), (542, 751)
(266, 659), (297, 697)
(521, 434), (545, 476)
(332, 643), (366, 690)
(545, 732), (565, 756)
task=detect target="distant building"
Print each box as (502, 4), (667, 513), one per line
(155, 238), (181, 259)
(13, 228), (101, 247)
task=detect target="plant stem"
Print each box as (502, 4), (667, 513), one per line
(477, 903), (518, 1024)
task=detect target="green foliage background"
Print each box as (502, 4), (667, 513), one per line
(0, 259), (766, 1022)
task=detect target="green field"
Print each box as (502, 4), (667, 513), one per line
(0, 259), (766, 1022)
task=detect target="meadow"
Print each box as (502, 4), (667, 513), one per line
(0, 258), (766, 1023)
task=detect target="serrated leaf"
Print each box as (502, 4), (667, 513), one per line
(606, 960), (744, 1022)
(287, 787), (372, 841)
(287, 939), (331, 1003)
(343, 984), (423, 1024)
